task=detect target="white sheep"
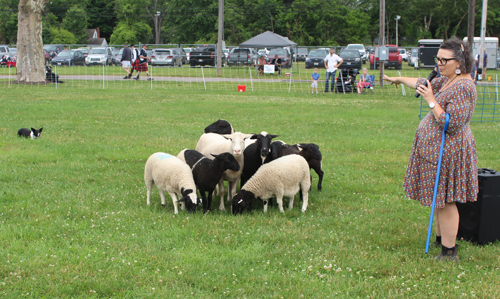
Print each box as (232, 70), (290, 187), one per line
(144, 152), (201, 214)
(195, 132), (253, 211)
(231, 154), (311, 214)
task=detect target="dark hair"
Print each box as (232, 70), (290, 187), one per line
(440, 37), (473, 74)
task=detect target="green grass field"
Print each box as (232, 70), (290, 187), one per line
(1, 86), (499, 298)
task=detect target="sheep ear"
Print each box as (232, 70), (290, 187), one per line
(211, 153), (224, 160)
(222, 134), (233, 141)
(270, 134), (278, 139)
(250, 134), (258, 140)
(177, 197), (187, 203)
(243, 134), (254, 140)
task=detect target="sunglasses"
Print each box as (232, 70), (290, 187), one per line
(434, 56), (457, 66)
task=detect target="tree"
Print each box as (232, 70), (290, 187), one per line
(50, 28), (77, 44)
(17, 0), (49, 83)
(62, 6), (89, 44)
(109, 21), (152, 45)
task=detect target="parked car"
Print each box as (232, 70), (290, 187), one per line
(346, 44), (367, 63)
(266, 48), (291, 68)
(151, 48), (183, 67)
(369, 45), (402, 69)
(338, 49), (362, 70)
(85, 47), (114, 66)
(43, 44), (65, 59)
(409, 50), (419, 67)
(305, 48), (329, 69)
(114, 48), (123, 66)
(8, 47), (16, 60)
(183, 48), (192, 62)
(399, 48), (408, 62)
(0, 45), (10, 59)
(223, 49), (229, 60)
(145, 49), (153, 65)
(227, 48), (257, 66)
(294, 48), (309, 61)
(51, 49), (85, 66)
(189, 45), (225, 67)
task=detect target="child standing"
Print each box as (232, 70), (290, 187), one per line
(311, 68), (320, 93)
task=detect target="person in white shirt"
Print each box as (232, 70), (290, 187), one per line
(324, 48), (343, 92)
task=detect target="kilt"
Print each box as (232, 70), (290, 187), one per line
(133, 60), (148, 72)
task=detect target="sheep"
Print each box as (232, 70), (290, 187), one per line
(195, 132), (254, 211)
(177, 149), (240, 213)
(240, 132), (278, 210)
(232, 154), (311, 214)
(144, 152), (201, 214)
(266, 141), (324, 191)
(204, 119), (234, 134)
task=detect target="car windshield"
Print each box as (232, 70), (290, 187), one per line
(389, 47), (398, 52)
(309, 50), (326, 57)
(347, 45), (364, 50)
(44, 45), (59, 52)
(89, 49), (106, 54)
(155, 50), (171, 55)
(184, 49), (191, 54)
(268, 49), (286, 56)
(412, 52), (418, 57)
(232, 49), (249, 54)
(340, 51), (359, 58)
(297, 48), (308, 54)
(56, 51), (72, 58)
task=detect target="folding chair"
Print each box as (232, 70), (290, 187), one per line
(363, 75), (375, 93)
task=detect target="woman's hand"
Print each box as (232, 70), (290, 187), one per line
(416, 80), (436, 104)
(383, 75), (399, 89)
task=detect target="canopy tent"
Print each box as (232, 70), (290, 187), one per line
(239, 31), (297, 48)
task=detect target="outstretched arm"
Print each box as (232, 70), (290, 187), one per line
(383, 75), (419, 89)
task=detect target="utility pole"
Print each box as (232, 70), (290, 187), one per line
(478, 0), (488, 72)
(467, 0), (476, 47)
(216, 0), (224, 76)
(379, 0), (385, 87)
(155, 11), (161, 45)
(395, 15), (401, 48)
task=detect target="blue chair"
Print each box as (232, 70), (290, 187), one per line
(363, 75), (375, 93)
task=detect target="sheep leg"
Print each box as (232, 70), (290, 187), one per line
(157, 187), (166, 206)
(276, 195), (285, 213)
(263, 200), (268, 213)
(310, 160), (323, 191)
(301, 188), (309, 213)
(201, 188), (211, 213)
(167, 192), (179, 214)
(144, 173), (154, 206)
(288, 195), (294, 210)
(218, 180), (226, 211)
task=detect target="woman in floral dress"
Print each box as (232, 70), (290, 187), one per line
(383, 38), (478, 263)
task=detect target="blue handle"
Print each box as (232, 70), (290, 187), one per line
(425, 113), (450, 254)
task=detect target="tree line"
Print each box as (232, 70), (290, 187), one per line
(1, 0), (500, 46)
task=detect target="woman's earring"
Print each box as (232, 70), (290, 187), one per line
(455, 68), (461, 75)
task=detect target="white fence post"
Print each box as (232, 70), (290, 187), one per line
(201, 66), (206, 91)
(249, 67), (253, 92)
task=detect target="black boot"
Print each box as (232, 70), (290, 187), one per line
(134, 74), (140, 80)
(433, 244), (459, 263)
(128, 72), (133, 79)
(432, 235), (442, 247)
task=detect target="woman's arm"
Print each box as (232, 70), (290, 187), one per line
(383, 75), (419, 89)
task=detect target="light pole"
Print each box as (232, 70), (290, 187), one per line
(155, 11), (161, 45)
(395, 15), (401, 47)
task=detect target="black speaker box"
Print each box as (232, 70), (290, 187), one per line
(457, 168), (500, 244)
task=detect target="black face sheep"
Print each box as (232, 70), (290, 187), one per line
(144, 152), (201, 214)
(177, 149), (240, 213)
(195, 132), (253, 211)
(266, 141), (323, 191)
(204, 119), (234, 134)
(232, 154), (311, 215)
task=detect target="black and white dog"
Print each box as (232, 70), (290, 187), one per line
(18, 127), (43, 139)
(46, 66), (63, 83)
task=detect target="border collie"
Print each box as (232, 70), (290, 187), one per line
(18, 127), (43, 139)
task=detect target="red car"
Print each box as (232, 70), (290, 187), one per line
(369, 45), (402, 70)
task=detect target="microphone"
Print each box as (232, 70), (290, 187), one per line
(415, 70), (438, 98)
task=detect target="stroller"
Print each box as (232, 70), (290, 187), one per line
(46, 66), (64, 83)
(335, 68), (359, 93)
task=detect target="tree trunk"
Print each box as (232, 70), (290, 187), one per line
(17, 0), (48, 83)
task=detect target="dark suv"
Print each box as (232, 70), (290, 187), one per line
(227, 48), (256, 66)
(266, 48), (291, 68)
(339, 50), (362, 70)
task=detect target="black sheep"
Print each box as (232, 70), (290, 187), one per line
(204, 119), (234, 134)
(177, 149), (240, 213)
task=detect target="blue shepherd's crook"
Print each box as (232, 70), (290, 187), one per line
(425, 113), (450, 254)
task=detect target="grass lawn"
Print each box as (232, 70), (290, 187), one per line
(0, 87), (499, 298)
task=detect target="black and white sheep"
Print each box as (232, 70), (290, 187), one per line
(195, 132), (253, 211)
(177, 149), (240, 213)
(204, 119), (234, 135)
(266, 141), (323, 191)
(144, 152), (201, 214)
(240, 131), (278, 187)
(232, 154), (311, 214)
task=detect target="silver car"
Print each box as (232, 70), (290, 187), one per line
(85, 47), (114, 66)
(151, 48), (183, 67)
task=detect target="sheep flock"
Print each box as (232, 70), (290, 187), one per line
(144, 119), (324, 215)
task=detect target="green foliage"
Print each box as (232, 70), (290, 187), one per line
(109, 21), (152, 45)
(62, 6), (89, 44)
(50, 27), (78, 44)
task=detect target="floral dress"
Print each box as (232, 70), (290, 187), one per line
(404, 77), (478, 208)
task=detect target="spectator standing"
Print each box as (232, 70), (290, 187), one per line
(475, 51), (488, 77)
(470, 63), (477, 84)
(311, 68), (320, 93)
(134, 44), (153, 81)
(323, 48), (343, 93)
(121, 43), (132, 79)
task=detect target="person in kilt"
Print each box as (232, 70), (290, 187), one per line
(134, 44), (152, 80)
